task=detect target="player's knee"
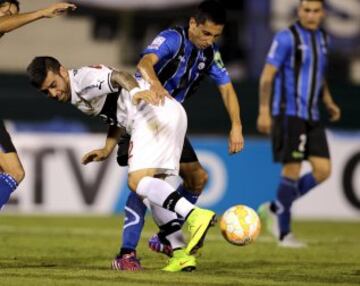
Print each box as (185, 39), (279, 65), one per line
(14, 168), (25, 184)
(6, 166), (25, 185)
(127, 175), (139, 193)
(184, 168), (208, 194)
(281, 163), (301, 180)
(197, 169), (208, 190)
(313, 163), (331, 183)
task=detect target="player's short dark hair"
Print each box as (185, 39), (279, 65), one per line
(27, 56), (61, 88)
(193, 0), (226, 25)
(0, 0), (20, 11)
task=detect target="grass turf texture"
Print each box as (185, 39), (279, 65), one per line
(0, 215), (359, 286)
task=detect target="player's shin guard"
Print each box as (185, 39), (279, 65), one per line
(0, 173), (18, 210)
(121, 192), (147, 252)
(274, 177), (299, 239)
(298, 173), (318, 197)
(136, 177), (194, 218)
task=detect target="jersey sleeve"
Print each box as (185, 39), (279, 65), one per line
(207, 48), (231, 86)
(76, 65), (118, 101)
(266, 30), (292, 69)
(140, 29), (182, 60)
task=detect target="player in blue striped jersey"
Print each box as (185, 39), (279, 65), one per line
(257, 0), (341, 247)
(113, 0), (244, 271)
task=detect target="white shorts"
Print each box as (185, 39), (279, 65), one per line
(127, 97), (187, 175)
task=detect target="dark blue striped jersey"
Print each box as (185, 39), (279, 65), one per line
(137, 26), (230, 103)
(266, 22), (329, 121)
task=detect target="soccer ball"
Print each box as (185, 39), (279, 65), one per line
(220, 205), (261, 246)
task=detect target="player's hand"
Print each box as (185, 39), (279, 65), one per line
(41, 2), (77, 18)
(257, 111), (272, 134)
(81, 149), (110, 165)
(151, 82), (172, 105)
(228, 124), (244, 154)
(326, 102), (341, 122)
(132, 90), (160, 106)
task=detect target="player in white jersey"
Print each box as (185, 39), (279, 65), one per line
(26, 56), (217, 272)
(67, 64), (186, 175)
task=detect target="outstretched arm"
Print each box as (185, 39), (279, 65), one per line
(218, 82), (244, 154)
(257, 63), (278, 134)
(137, 53), (171, 103)
(0, 2), (76, 34)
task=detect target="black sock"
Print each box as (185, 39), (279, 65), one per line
(119, 248), (135, 257)
(280, 231), (290, 240)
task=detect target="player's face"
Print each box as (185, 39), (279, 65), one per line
(298, 1), (324, 30)
(40, 67), (71, 103)
(188, 18), (224, 49)
(0, 2), (19, 17)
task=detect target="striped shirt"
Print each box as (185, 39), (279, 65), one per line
(266, 21), (329, 121)
(137, 26), (230, 103)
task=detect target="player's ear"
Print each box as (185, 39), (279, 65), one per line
(189, 17), (197, 28)
(59, 65), (67, 77)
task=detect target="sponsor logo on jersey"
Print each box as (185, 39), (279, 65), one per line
(98, 80), (104, 90)
(148, 36), (166, 50)
(292, 150), (304, 159)
(214, 51), (225, 69)
(198, 62), (206, 70)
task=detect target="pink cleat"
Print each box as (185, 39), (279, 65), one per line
(148, 234), (173, 257)
(111, 252), (142, 271)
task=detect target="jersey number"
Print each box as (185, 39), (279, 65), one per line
(298, 134), (307, 152)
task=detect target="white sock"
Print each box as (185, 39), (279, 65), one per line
(150, 203), (185, 249)
(166, 230), (186, 249)
(136, 176), (194, 218)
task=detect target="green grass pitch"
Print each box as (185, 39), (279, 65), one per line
(0, 215), (359, 286)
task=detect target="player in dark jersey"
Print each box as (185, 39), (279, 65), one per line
(257, 0), (341, 247)
(112, 0), (244, 271)
(0, 0), (76, 210)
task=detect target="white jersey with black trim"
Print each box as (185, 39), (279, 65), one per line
(68, 65), (135, 131)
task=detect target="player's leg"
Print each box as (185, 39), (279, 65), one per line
(147, 178), (197, 271)
(298, 121), (331, 196)
(276, 162), (301, 239)
(149, 138), (208, 254)
(111, 191), (146, 271)
(149, 202), (185, 256)
(127, 170), (197, 272)
(0, 122), (25, 210)
(128, 170), (216, 256)
(179, 137), (208, 205)
(111, 133), (147, 271)
(258, 116), (304, 246)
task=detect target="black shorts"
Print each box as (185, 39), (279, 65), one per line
(116, 134), (198, 167)
(271, 115), (330, 163)
(0, 120), (17, 153)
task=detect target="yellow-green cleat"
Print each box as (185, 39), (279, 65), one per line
(185, 208), (216, 255)
(162, 249), (196, 272)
